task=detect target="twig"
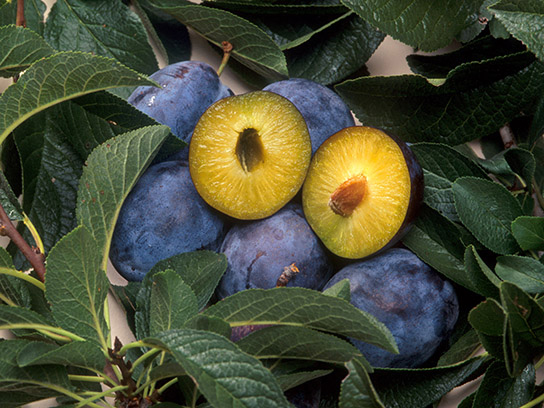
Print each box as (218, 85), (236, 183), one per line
(499, 123), (515, 149)
(216, 41), (233, 77)
(0, 203), (46, 282)
(16, 0), (26, 27)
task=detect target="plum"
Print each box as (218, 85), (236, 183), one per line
(263, 78), (355, 154)
(127, 61), (232, 158)
(322, 248), (459, 368)
(217, 203), (334, 299)
(110, 160), (227, 281)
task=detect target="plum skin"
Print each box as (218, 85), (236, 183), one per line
(128, 61), (232, 157)
(110, 161), (227, 282)
(263, 78), (355, 154)
(322, 248), (459, 368)
(217, 203), (334, 299)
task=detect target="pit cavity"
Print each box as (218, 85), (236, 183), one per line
(329, 175), (367, 217)
(236, 128), (265, 172)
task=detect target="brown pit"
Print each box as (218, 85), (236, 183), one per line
(236, 128), (264, 172)
(329, 175), (367, 217)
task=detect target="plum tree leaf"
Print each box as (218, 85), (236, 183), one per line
(76, 125), (170, 271)
(148, 0), (288, 78)
(468, 298), (507, 361)
(464, 245), (501, 299)
(511, 216), (544, 251)
(0, 170), (23, 222)
(203, 287), (398, 354)
(150, 329), (291, 408)
(453, 177), (523, 255)
(16, 341), (105, 371)
(335, 52), (544, 145)
(0, 51), (156, 147)
(44, 0), (158, 74)
(0, 247), (32, 308)
(149, 270), (199, 335)
(340, 0), (481, 52)
(0, 25), (55, 77)
(490, 0), (544, 62)
(495, 255), (544, 294)
(340, 357), (384, 408)
(45, 225), (109, 348)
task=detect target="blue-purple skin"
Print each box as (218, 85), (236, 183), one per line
(322, 248), (459, 368)
(217, 204), (334, 299)
(110, 161), (227, 282)
(263, 78), (355, 154)
(127, 61), (232, 158)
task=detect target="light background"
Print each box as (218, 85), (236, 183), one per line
(1, 2), (541, 407)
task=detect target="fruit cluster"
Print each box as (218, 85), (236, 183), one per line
(110, 60), (459, 369)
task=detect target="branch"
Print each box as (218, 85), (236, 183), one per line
(0, 202), (45, 282)
(16, 0), (26, 28)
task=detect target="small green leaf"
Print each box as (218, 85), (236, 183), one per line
(150, 329), (291, 408)
(276, 369), (333, 392)
(464, 245), (501, 299)
(322, 278), (351, 302)
(468, 298), (506, 361)
(340, 357), (384, 408)
(490, 0), (544, 62)
(335, 53), (544, 145)
(237, 325), (370, 368)
(471, 360), (535, 408)
(453, 177), (523, 255)
(511, 216), (544, 251)
(184, 315), (231, 338)
(0, 25), (55, 77)
(16, 341), (105, 371)
(203, 287), (398, 354)
(149, 270), (199, 335)
(371, 356), (489, 408)
(149, 0), (288, 78)
(495, 255), (544, 294)
(0, 248), (32, 308)
(410, 143), (488, 221)
(45, 225), (109, 348)
(45, 0), (158, 74)
(147, 250), (227, 311)
(0, 170), (24, 222)
(76, 125), (170, 271)
(0, 52), (155, 147)
(437, 329), (482, 367)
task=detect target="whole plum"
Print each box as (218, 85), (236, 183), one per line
(263, 78), (355, 154)
(322, 248), (459, 368)
(110, 161), (227, 281)
(217, 203), (334, 299)
(128, 61), (232, 157)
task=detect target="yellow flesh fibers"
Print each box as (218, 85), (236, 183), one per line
(303, 127), (411, 259)
(189, 92), (311, 220)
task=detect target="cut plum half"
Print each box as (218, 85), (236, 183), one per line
(302, 126), (423, 259)
(189, 91), (311, 220)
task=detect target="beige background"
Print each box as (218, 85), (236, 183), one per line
(1, 3), (541, 407)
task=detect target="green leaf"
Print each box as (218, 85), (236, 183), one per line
(0, 25), (55, 78)
(322, 278), (351, 302)
(495, 255), (544, 294)
(511, 216), (544, 251)
(0, 0), (46, 36)
(44, 0), (158, 74)
(0, 303), (61, 334)
(335, 53), (544, 145)
(149, 0), (288, 78)
(453, 177), (523, 255)
(401, 205), (472, 289)
(237, 325), (370, 368)
(468, 298), (507, 361)
(490, 0), (544, 62)
(0, 51), (155, 147)
(340, 358), (384, 408)
(0, 170), (23, 222)
(146, 251), (228, 311)
(276, 369), (333, 392)
(76, 125), (170, 270)
(0, 339), (72, 401)
(370, 355), (489, 408)
(464, 245), (501, 298)
(149, 270), (199, 335)
(410, 143), (488, 221)
(203, 287), (398, 354)
(16, 341), (105, 371)
(150, 329), (291, 408)
(0, 248), (32, 308)
(437, 329), (482, 366)
(284, 13), (385, 85)
(184, 314), (232, 338)
(341, 0), (481, 52)
(45, 225), (109, 348)
(471, 360), (535, 408)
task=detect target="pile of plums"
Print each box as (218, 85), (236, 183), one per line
(110, 60), (459, 374)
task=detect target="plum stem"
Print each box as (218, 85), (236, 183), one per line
(217, 41), (233, 77)
(0, 202), (46, 283)
(329, 175), (367, 217)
